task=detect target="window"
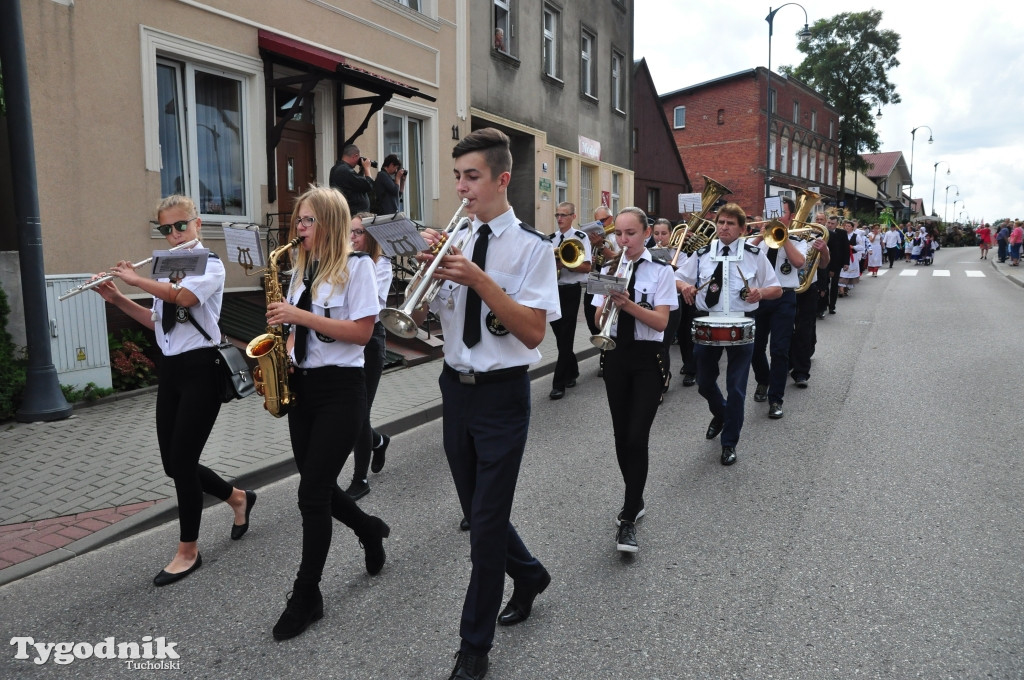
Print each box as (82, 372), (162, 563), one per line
(632, 127), (638, 152)
(555, 156), (569, 204)
(809, 149), (816, 181)
(780, 138), (789, 174)
(673, 106), (686, 129)
(611, 172), (621, 214)
(542, 6), (560, 78)
(818, 155), (825, 185)
(396, 0), (420, 9)
(580, 164), (596, 218)
(381, 111), (425, 220)
(717, 108), (725, 125)
(793, 101), (800, 123)
(611, 50), (625, 112)
(494, 0), (517, 56)
(791, 142), (799, 176)
(828, 153), (835, 185)
(810, 110), (817, 133)
(646, 187), (659, 215)
(580, 29), (596, 97)
(800, 145), (808, 178)
(768, 88), (776, 114)
(769, 135), (776, 171)
(829, 119), (834, 139)
(157, 59), (248, 217)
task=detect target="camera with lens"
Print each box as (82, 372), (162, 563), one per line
(360, 157), (379, 169)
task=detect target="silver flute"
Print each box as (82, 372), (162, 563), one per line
(58, 238), (200, 301)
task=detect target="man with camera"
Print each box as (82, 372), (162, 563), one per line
(374, 154), (407, 215)
(329, 144), (375, 213)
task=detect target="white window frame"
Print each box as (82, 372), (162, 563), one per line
(780, 137), (789, 174)
(793, 100), (800, 124)
(141, 27), (263, 225)
(580, 163), (596, 219)
(810, 110), (817, 133)
(377, 98), (439, 223)
(611, 49), (625, 112)
(494, 0), (517, 57)
(769, 88), (777, 114)
(611, 172), (621, 214)
(580, 29), (596, 97)
(542, 6), (560, 78)
(555, 156), (569, 205)
(769, 134), (777, 172)
(809, 148), (816, 181)
(673, 106), (686, 129)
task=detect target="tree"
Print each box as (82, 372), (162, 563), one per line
(780, 10), (901, 206)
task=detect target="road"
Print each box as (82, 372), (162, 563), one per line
(2, 247), (1021, 679)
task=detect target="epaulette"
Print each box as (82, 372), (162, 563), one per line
(349, 251), (370, 258)
(573, 229), (587, 240)
(743, 242), (760, 255)
(208, 251), (220, 260)
(519, 222), (547, 239)
(696, 244), (711, 257)
(648, 255), (670, 266)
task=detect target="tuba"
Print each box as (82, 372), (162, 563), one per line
(668, 175), (732, 267)
(246, 236), (303, 417)
(787, 187), (829, 294)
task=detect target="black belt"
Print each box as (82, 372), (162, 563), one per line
(781, 287), (795, 293)
(442, 363), (528, 385)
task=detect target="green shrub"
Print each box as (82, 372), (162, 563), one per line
(108, 329), (158, 391)
(60, 381), (115, 404)
(0, 284), (27, 421)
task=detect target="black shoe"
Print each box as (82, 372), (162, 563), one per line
(153, 553), (202, 587)
(498, 568), (551, 626)
(753, 384), (768, 402)
(616, 521), (638, 553)
(597, 368), (604, 378)
(681, 374), (696, 387)
(705, 416), (724, 440)
(448, 651), (489, 680)
(616, 500), (645, 527)
(231, 490), (257, 540)
(370, 434), (390, 474)
(829, 309), (836, 315)
(817, 311), (826, 319)
(793, 377), (808, 388)
(721, 446), (737, 466)
(272, 585), (324, 641)
(768, 402), (784, 419)
(566, 378), (577, 388)
(358, 517), (391, 576)
(549, 387), (565, 400)
(345, 479), (370, 501)
(459, 516), (470, 531)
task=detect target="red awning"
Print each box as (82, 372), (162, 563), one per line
(257, 29), (433, 102)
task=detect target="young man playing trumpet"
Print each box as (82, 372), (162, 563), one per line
(548, 202), (592, 399)
(415, 128), (559, 680)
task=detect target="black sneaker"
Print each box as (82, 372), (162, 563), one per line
(370, 434), (390, 474)
(615, 501), (646, 527)
(753, 384), (769, 402)
(768, 402), (784, 419)
(616, 521), (638, 553)
(345, 479), (370, 501)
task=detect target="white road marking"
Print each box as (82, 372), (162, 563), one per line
(899, 269), (918, 276)
(965, 270), (986, 277)
(933, 270), (950, 276)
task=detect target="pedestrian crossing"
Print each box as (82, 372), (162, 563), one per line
(891, 268), (984, 277)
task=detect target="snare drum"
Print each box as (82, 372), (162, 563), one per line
(692, 315), (754, 346)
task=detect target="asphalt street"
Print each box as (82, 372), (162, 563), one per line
(1, 247), (1021, 679)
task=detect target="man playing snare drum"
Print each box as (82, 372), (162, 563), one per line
(675, 203), (781, 466)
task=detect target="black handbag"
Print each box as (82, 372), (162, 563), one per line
(187, 316), (256, 402)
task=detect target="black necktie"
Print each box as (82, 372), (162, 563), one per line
(767, 246), (779, 267)
(705, 245), (728, 308)
(161, 300), (177, 334)
(293, 263), (317, 365)
(615, 263), (638, 347)
(462, 224), (491, 348)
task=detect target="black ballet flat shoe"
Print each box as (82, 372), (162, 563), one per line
(370, 434), (390, 474)
(231, 490), (257, 540)
(153, 554), (202, 587)
(459, 517), (471, 531)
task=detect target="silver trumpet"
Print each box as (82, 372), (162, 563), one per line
(380, 199), (473, 338)
(59, 238), (201, 301)
(589, 257), (635, 351)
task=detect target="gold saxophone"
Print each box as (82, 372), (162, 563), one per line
(246, 236), (303, 417)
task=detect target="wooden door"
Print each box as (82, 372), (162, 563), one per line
(277, 122), (316, 217)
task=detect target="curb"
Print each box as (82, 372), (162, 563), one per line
(0, 346), (599, 587)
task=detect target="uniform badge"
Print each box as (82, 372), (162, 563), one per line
(709, 283), (720, 294)
(486, 311), (509, 336)
(638, 301), (653, 310)
(315, 331), (336, 343)
(175, 306), (190, 324)
(780, 262), (793, 275)
(739, 287), (751, 301)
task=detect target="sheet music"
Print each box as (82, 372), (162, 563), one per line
(586, 272), (628, 296)
(363, 213), (429, 257)
(764, 196), (783, 220)
(151, 249), (209, 280)
(223, 223), (265, 267)
(678, 192), (702, 213)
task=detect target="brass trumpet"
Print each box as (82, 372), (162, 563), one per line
(668, 175), (732, 266)
(380, 199), (472, 338)
(590, 257), (636, 351)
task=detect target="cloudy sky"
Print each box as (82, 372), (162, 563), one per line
(635, 1), (1024, 224)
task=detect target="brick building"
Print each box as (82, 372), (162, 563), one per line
(660, 68), (839, 218)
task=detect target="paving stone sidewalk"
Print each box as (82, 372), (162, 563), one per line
(0, 322), (598, 584)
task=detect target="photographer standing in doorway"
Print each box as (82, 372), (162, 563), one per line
(374, 154), (407, 215)
(329, 144), (375, 213)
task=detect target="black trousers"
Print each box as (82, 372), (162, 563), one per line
(751, 290), (797, 404)
(155, 348), (232, 544)
(819, 271), (841, 313)
(603, 341), (664, 522)
(439, 370), (545, 656)
(886, 246), (902, 267)
(675, 299), (699, 376)
(663, 304), (681, 375)
(789, 286), (818, 380)
(351, 322), (386, 482)
(288, 366), (374, 589)
(583, 291), (601, 336)
(549, 283), (582, 388)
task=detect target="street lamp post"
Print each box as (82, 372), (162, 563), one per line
(952, 198), (963, 223)
(765, 4), (811, 201)
(909, 125), (933, 218)
(944, 184), (959, 224)
(932, 160), (950, 218)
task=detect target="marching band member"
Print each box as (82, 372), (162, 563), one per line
(789, 202), (830, 388)
(344, 212), (393, 500)
(93, 194), (254, 586)
(415, 128), (559, 680)
(592, 208), (677, 553)
(748, 198), (806, 419)
(676, 203), (781, 466)
(652, 218), (682, 390)
(547, 202), (592, 400)
(266, 185), (391, 641)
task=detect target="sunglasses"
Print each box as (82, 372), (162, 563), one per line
(151, 218), (196, 235)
